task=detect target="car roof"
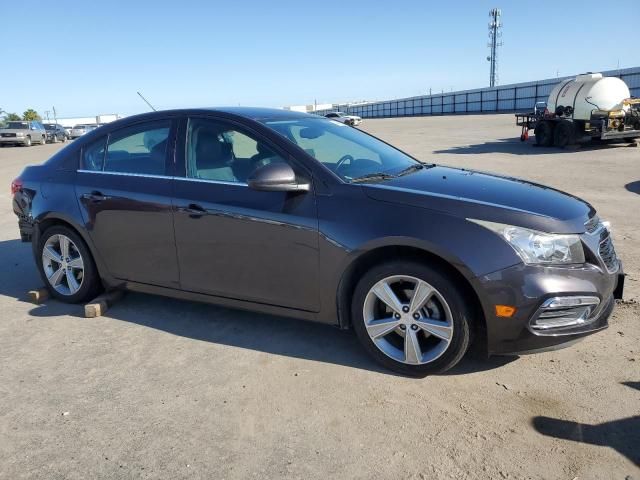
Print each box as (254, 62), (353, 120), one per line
(109, 107), (317, 126)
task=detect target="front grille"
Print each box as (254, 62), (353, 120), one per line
(598, 229), (618, 272)
(1, 133), (17, 138)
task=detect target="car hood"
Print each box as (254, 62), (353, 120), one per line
(361, 165), (595, 234)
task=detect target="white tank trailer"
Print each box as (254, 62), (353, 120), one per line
(516, 73), (640, 147)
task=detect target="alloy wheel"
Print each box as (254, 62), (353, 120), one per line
(362, 275), (454, 365)
(42, 234), (85, 296)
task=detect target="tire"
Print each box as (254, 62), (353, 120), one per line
(36, 225), (102, 303)
(41, 135), (46, 145)
(534, 121), (553, 147)
(23, 136), (32, 147)
(52, 135), (58, 143)
(351, 261), (472, 376)
(553, 120), (575, 147)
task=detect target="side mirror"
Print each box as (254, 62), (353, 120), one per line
(248, 162), (309, 192)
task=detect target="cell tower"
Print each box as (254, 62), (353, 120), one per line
(487, 8), (503, 87)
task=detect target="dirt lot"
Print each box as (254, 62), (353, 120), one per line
(0, 114), (638, 479)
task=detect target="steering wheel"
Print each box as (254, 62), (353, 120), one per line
(335, 154), (354, 172)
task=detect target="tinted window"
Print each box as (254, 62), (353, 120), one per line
(264, 117), (418, 182)
(103, 121), (171, 175)
(82, 137), (107, 171)
(186, 118), (285, 184)
(6, 122), (29, 129)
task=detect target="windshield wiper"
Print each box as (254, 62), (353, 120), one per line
(350, 172), (396, 183)
(395, 163), (427, 177)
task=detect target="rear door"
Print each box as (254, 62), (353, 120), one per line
(75, 118), (180, 288)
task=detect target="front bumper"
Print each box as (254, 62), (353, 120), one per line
(475, 262), (623, 355)
(0, 136), (28, 145)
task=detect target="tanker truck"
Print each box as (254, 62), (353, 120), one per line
(516, 73), (640, 147)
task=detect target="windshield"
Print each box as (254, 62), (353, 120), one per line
(73, 125), (85, 129)
(263, 117), (421, 182)
(5, 122), (29, 129)
(44, 124), (56, 130)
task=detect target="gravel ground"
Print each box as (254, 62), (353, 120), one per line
(0, 114), (638, 479)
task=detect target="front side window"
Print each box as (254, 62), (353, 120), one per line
(103, 121), (171, 175)
(264, 117), (419, 182)
(186, 118), (285, 184)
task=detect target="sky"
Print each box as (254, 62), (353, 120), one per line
(1, 0), (638, 118)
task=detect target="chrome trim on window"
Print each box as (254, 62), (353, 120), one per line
(173, 177), (249, 187)
(76, 169), (249, 187)
(77, 169), (171, 180)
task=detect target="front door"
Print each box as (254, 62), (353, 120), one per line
(75, 119), (180, 288)
(172, 116), (320, 312)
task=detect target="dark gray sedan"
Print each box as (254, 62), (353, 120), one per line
(11, 108), (624, 375)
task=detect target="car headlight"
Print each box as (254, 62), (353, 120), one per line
(469, 219), (585, 265)
(16, 132), (25, 137)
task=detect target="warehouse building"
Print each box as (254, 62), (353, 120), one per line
(44, 114), (123, 128)
(313, 67), (640, 118)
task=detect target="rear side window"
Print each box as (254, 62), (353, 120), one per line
(103, 121), (171, 175)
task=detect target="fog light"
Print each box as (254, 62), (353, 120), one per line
(530, 296), (600, 331)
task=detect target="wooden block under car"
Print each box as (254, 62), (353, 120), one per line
(84, 290), (124, 318)
(27, 287), (50, 305)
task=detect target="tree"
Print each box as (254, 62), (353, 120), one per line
(5, 113), (21, 121)
(23, 109), (41, 121)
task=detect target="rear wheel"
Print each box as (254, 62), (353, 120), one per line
(351, 261), (471, 376)
(37, 226), (102, 303)
(52, 134), (58, 143)
(41, 135), (46, 145)
(534, 120), (553, 146)
(553, 120), (575, 147)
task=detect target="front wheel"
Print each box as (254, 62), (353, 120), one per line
(23, 136), (32, 147)
(352, 261), (471, 376)
(37, 226), (102, 303)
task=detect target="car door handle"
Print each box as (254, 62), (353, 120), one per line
(81, 191), (111, 202)
(183, 203), (207, 218)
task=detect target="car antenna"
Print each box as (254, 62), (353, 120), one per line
(137, 91), (157, 112)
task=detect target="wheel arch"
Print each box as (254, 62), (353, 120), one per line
(336, 244), (487, 347)
(34, 213), (112, 287)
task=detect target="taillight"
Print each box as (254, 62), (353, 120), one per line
(11, 178), (23, 195)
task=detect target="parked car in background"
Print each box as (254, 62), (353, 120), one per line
(11, 107), (623, 375)
(43, 123), (68, 143)
(0, 120), (47, 147)
(69, 125), (92, 139)
(63, 126), (73, 137)
(324, 111), (362, 126)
